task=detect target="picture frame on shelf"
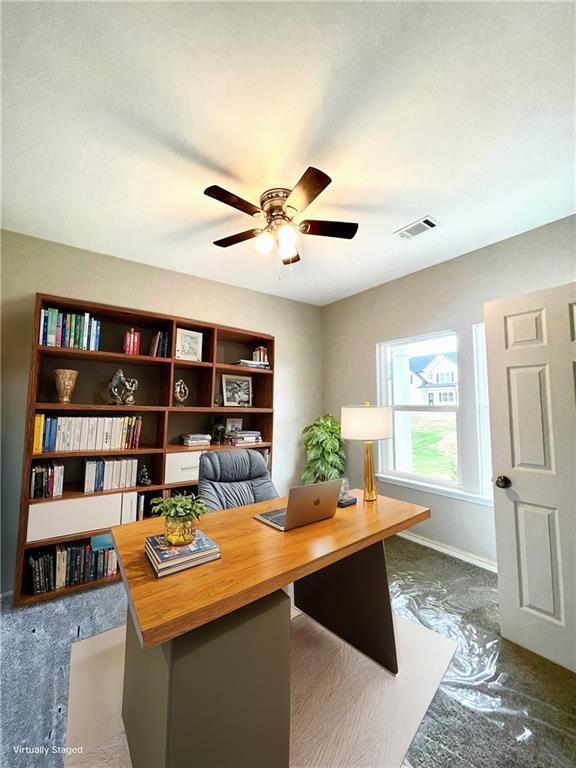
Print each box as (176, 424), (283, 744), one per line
(175, 328), (203, 362)
(221, 375), (253, 407)
(225, 417), (243, 433)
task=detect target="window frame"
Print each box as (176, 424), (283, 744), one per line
(376, 326), (494, 504)
(377, 329), (462, 490)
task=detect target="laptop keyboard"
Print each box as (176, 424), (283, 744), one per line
(261, 509), (287, 527)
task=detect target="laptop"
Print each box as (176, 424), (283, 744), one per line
(254, 480), (341, 531)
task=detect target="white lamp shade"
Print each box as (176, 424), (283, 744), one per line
(341, 405), (392, 441)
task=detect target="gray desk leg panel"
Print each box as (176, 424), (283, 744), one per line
(294, 540), (399, 674)
(123, 590), (291, 768)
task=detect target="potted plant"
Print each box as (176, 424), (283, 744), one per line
(151, 492), (209, 546)
(301, 414), (346, 484)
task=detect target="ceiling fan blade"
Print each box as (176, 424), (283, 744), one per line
(213, 229), (261, 248)
(283, 167), (332, 214)
(204, 185), (262, 217)
(300, 220), (359, 239)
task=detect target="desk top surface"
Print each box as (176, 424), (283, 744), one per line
(112, 490), (429, 649)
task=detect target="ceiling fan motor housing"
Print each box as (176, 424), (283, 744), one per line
(259, 188), (292, 225)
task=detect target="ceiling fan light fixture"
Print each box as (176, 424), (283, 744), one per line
(277, 221), (299, 262)
(255, 229), (275, 256)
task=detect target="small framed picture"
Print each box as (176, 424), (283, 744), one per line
(225, 417), (243, 433)
(175, 328), (203, 362)
(222, 375), (253, 407)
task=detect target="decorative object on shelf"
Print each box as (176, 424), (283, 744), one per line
(53, 368), (78, 403)
(174, 378), (189, 406)
(301, 414), (346, 484)
(151, 492), (209, 546)
(175, 327), (203, 362)
(253, 346), (268, 364)
(108, 368), (139, 405)
(137, 463), (152, 486)
(210, 422), (226, 445)
(225, 417), (243, 434)
(222, 374), (253, 407)
(341, 402), (392, 502)
(213, 393), (223, 407)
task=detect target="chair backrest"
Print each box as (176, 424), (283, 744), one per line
(198, 449), (279, 511)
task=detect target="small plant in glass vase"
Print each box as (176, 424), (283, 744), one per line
(151, 493), (209, 546)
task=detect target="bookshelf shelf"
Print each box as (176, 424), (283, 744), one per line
(18, 573), (122, 606)
(165, 442), (272, 453)
(14, 294), (275, 605)
(172, 359), (214, 369)
(35, 403), (167, 412)
(32, 446), (163, 459)
(215, 363), (273, 375)
(37, 345), (171, 367)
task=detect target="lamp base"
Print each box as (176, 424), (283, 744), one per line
(363, 441), (377, 502)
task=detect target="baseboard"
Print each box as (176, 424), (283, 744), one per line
(396, 531), (498, 573)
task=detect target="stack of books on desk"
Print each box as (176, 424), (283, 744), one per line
(145, 531), (221, 578)
(180, 433), (211, 447)
(227, 430), (262, 445)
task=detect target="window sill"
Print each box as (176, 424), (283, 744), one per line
(376, 473), (494, 507)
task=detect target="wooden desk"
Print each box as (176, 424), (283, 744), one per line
(112, 491), (429, 768)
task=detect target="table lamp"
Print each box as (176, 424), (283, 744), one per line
(341, 403), (392, 502)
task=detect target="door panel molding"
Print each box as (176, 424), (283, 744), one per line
(515, 501), (564, 624)
(507, 364), (554, 472)
(504, 308), (546, 349)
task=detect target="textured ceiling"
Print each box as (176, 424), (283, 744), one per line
(2, 2), (574, 305)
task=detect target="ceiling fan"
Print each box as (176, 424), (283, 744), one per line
(204, 167), (358, 265)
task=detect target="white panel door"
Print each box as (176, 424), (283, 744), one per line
(485, 282), (575, 671)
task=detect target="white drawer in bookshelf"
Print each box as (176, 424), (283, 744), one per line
(165, 451), (202, 485)
(26, 494), (122, 543)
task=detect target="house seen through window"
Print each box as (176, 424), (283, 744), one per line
(378, 331), (459, 485)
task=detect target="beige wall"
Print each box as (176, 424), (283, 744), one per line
(322, 214), (576, 563)
(1, 230), (323, 591)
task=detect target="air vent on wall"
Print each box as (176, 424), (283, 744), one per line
(395, 216), (440, 240)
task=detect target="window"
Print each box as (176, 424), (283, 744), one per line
(377, 327), (493, 501)
(378, 331), (459, 485)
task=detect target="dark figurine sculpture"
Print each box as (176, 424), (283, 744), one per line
(137, 464), (152, 486)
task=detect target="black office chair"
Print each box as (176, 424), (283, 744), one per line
(198, 449), (278, 511)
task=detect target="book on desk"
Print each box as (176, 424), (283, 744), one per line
(145, 530), (221, 578)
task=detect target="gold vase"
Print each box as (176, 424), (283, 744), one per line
(164, 516), (196, 546)
(53, 369), (78, 403)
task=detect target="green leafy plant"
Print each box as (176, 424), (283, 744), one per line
(301, 414), (346, 484)
(151, 492), (208, 520)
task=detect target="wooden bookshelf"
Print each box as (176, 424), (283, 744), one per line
(14, 294), (275, 606)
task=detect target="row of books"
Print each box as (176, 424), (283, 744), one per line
(40, 307), (101, 350)
(226, 430), (263, 445)
(30, 461), (64, 499)
(34, 414), (143, 453)
(84, 457), (139, 492)
(149, 330), (171, 357)
(145, 530), (220, 578)
(123, 328), (142, 355)
(27, 535), (118, 595)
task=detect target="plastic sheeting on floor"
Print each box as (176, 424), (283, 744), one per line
(385, 536), (576, 768)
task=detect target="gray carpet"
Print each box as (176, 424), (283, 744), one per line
(385, 536), (576, 768)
